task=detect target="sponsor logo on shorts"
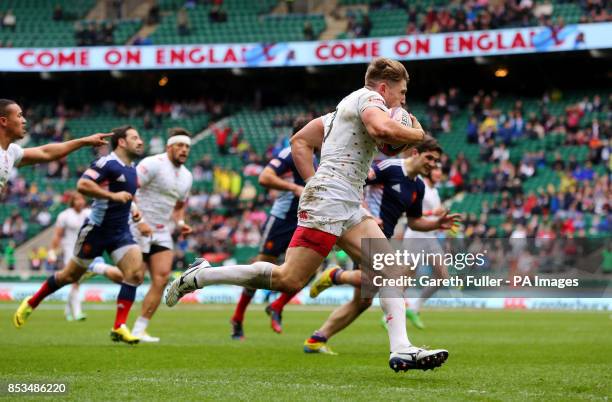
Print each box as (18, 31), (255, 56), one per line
(265, 240), (274, 250)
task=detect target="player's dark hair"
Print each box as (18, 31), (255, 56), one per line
(110, 125), (135, 150)
(168, 127), (192, 138)
(291, 117), (310, 136)
(0, 99), (18, 117)
(415, 136), (443, 154)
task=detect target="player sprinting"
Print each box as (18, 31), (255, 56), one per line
(50, 192), (126, 321)
(0, 99), (111, 194)
(166, 58), (450, 372)
(305, 148), (459, 354)
(230, 119), (316, 339)
(129, 128), (193, 343)
(13, 126), (146, 345)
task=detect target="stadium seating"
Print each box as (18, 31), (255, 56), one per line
(150, 0), (326, 44)
(0, 0), (142, 48)
(337, 0), (597, 39)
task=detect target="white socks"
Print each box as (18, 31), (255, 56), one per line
(132, 316), (149, 334)
(194, 261), (274, 289)
(381, 297), (412, 352)
(91, 261), (113, 276)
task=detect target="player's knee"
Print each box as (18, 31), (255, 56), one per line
(279, 277), (305, 293)
(57, 270), (76, 284)
(124, 269), (144, 285)
(152, 271), (170, 287)
(356, 298), (373, 311)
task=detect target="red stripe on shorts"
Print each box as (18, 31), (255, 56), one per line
(288, 226), (337, 258)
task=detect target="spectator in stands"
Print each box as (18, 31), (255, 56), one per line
(196, 155), (214, 182)
(3, 241), (16, 271)
(148, 2), (160, 25)
(102, 21), (115, 45)
(3, 9), (16, 32)
(209, 5), (227, 23)
(213, 124), (230, 155)
(84, 22), (98, 46)
(53, 4), (64, 21)
(285, 0), (295, 14)
(133, 35), (153, 45)
(112, 0), (124, 19)
(359, 14), (372, 37)
(177, 8), (191, 35)
(303, 21), (314, 40)
(74, 22), (86, 46)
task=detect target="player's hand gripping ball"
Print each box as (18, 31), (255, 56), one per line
(377, 107), (413, 156)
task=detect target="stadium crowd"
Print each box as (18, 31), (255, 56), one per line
(342, 0), (611, 39)
(1, 87), (609, 271)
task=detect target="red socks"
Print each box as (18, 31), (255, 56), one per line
(269, 292), (297, 312)
(28, 275), (61, 308)
(231, 288), (256, 323)
(113, 283), (136, 329)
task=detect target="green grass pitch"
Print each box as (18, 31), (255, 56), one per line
(1, 303), (610, 401)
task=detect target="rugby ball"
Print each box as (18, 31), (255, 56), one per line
(377, 107), (413, 156)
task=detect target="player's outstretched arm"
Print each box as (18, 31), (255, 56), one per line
(408, 212), (462, 232)
(18, 133), (112, 167)
(290, 116), (324, 182)
(77, 178), (132, 203)
(258, 167), (303, 196)
(362, 108), (424, 146)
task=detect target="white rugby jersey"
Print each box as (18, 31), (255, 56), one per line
(317, 87), (389, 200)
(136, 153), (192, 228)
(56, 207), (91, 253)
(404, 178), (441, 239)
(0, 143), (24, 192)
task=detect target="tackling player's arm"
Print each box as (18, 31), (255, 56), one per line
(18, 133), (112, 167)
(361, 108), (425, 146)
(290, 116), (324, 183)
(259, 167), (303, 197)
(77, 178), (132, 203)
(408, 211), (462, 231)
(406, 182), (461, 231)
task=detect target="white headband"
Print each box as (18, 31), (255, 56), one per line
(167, 135), (191, 146)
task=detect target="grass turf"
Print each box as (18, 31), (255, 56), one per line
(0, 303), (610, 401)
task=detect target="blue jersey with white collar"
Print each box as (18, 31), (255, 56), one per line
(81, 152), (138, 228)
(365, 159), (425, 238)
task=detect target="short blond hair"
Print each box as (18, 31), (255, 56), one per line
(364, 57), (409, 88)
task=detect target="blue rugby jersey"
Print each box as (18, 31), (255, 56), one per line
(365, 158), (425, 238)
(81, 152), (138, 228)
